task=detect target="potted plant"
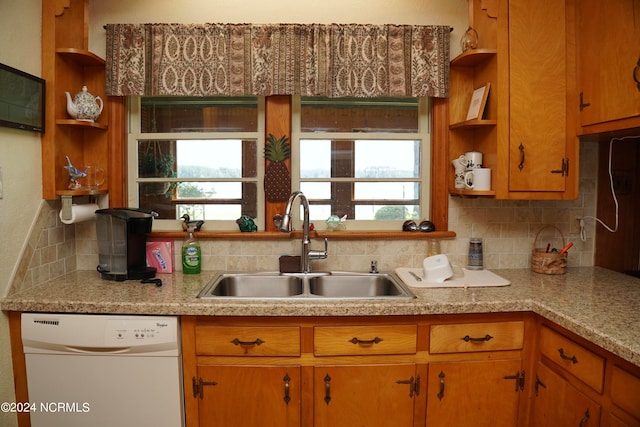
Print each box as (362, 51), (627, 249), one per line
(139, 141), (177, 197)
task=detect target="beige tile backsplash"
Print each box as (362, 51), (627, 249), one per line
(12, 142), (597, 292)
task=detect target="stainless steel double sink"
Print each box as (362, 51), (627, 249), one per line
(197, 271), (415, 300)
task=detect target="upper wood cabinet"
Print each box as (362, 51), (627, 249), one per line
(41, 0), (112, 201)
(577, 0), (640, 134)
(449, 0), (578, 200)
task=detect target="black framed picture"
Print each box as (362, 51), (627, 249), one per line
(0, 62), (45, 133)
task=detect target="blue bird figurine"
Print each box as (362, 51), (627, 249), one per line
(64, 156), (86, 189)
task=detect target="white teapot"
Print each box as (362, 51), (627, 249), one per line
(65, 86), (103, 122)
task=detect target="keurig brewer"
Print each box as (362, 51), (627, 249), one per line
(95, 208), (157, 281)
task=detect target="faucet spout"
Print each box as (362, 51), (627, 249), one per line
(279, 191), (327, 273)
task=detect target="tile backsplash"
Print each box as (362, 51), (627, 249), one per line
(11, 142), (597, 292)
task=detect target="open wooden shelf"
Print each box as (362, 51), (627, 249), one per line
(56, 48), (105, 66)
(451, 48), (497, 67)
(55, 119), (108, 130)
(449, 119), (497, 129)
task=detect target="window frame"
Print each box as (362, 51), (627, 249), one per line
(291, 95), (431, 231)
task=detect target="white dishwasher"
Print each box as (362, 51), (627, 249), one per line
(21, 313), (184, 427)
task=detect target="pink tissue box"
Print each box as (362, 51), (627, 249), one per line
(146, 240), (174, 273)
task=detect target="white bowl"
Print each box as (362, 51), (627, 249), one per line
(423, 254), (454, 283)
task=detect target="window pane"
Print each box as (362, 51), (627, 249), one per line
(300, 97), (419, 133)
(176, 139), (256, 178)
(355, 205), (420, 220)
(141, 96), (258, 132)
(300, 140), (331, 178)
(300, 181), (331, 199)
(355, 140), (420, 178)
(176, 182), (242, 199)
(354, 182), (420, 200)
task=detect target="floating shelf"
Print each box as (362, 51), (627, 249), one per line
(56, 189), (108, 197)
(56, 48), (105, 66)
(449, 119), (497, 130)
(449, 188), (496, 197)
(451, 48), (497, 67)
(56, 119), (108, 130)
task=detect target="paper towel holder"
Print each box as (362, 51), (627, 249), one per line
(59, 191), (105, 221)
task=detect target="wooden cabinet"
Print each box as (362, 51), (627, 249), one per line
(425, 320), (526, 427)
(532, 362), (601, 426)
(577, 0), (640, 134)
(539, 325), (605, 393)
(314, 364), (419, 427)
(532, 322), (640, 427)
(449, 0), (578, 200)
(41, 0), (124, 204)
(183, 317), (423, 427)
(195, 365), (301, 427)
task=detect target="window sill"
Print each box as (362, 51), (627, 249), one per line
(148, 230), (456, 240)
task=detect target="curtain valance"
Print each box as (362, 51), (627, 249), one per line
(105, 23), (450, 98)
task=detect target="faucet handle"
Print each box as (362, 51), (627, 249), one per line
(309, 238), (328, 260)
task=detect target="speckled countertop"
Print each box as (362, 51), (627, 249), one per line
(2, 267), (639, 366)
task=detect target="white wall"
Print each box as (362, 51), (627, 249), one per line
(0, 0), (42, 425)
(88, 0), (468, 57)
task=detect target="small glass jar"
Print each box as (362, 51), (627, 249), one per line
(460, 26), (479, 52)
(427, 239), (441, 257)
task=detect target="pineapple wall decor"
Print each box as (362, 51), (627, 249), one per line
(264, 134), (291, 202)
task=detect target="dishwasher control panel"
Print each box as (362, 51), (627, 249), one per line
(105, 318), (177, 346)
(22, 314), (180, 355)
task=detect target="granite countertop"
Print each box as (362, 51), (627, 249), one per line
(2, 267), (639, 366)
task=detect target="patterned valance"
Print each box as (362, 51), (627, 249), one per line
(105, 23), (450, 98)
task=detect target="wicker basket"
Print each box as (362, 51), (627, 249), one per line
(531, 225), (568, 275)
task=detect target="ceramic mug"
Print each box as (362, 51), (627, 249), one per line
(465, 167), (491, 191)
(464, 151), (483, 170)
(451, 159), (466, 189)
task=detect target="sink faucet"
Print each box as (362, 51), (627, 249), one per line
(279, 191), (328, 273)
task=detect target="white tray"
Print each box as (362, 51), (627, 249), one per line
(395, 267), (511, 288)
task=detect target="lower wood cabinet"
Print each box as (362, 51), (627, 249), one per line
(179, 315), (640, 427)
(314, 364), (419, 427)
(426, 360), (523, 427)
(532, 362), (601, 427)
(194, 365), (301, 427)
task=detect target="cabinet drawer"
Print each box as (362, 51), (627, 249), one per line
(539, 326), (604, 392)
(610, 366), (640, 419)
(429, 321), (524, 354)
(314, 325), (417, 356)
(195, 326), (300, 356)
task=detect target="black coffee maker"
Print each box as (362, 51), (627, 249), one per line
(95, 208), (157, 281)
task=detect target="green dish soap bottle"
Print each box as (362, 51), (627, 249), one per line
(182, 227), (201, 274)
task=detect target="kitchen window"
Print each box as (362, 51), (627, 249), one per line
(293, 96), (430, 231)
(127, 96), (264, 231)
(127, 95), (430, 231)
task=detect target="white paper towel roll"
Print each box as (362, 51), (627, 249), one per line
(59, 203), (99, 224)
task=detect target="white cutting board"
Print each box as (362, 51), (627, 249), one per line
(395, 267), (511, 288)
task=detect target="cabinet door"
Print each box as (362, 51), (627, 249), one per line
(533, 362), (601, 427)
(196, 365), (301, 427)
(314, 364), (417, 427)
(579, 0), (640, 126)
(509, 0), (569, 192)
(425, 359), (522, 427)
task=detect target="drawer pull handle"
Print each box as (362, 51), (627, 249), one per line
(461, 334), (493, 343)
(231, 337), (265, 347)
(558, 348), (578, 364)
(349, 336), (383, 345)
(283, 373), (291, 405)
(437, 370), (445, 401)
(324, 374), (332, 405)
(579, 408), (590, 427)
